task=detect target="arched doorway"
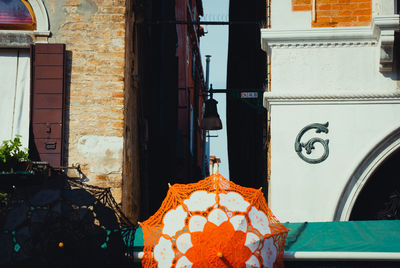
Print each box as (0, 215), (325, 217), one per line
(350, 148), (400, 220)
(334, 128), (400, 221)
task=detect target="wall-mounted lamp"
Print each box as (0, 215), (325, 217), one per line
(201, 83), (263, 130)
(202, 56), (222, 131)
(201, 86), (222, 130)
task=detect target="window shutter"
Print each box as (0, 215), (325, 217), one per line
(30, 44), (66, 167)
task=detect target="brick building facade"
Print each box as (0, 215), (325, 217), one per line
(292, 0), (372, 27)
(0, 0), (207, 222)
(43, 0), (128, 202)
(0, 0), (135, 219)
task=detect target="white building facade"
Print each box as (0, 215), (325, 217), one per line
(262, 0), (400, 222)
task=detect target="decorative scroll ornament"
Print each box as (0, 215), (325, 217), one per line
(140, 173), (288, 268)
(295, 122), (329, 164)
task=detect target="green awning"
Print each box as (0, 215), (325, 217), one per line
(133, 220), (400, 263)
(283, 220), (400, 253)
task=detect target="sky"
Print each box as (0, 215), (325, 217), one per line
(199, 0), (230, 178)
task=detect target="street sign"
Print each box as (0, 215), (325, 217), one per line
(240, 92), (258, 98)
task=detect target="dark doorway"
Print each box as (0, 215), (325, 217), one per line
(350, 148), (400, 220)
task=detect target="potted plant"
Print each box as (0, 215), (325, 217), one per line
(0, 135), (30, 173)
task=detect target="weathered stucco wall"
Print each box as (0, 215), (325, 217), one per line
(43, 0), (127, 202)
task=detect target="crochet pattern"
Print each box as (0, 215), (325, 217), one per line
(141, 172), (288, 267)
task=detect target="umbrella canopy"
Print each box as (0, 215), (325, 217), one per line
(141, 173), (288, 267)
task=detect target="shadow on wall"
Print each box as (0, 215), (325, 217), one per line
(0, 170), (137, 268)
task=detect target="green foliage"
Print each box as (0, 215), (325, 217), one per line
(0, 192), (7, 200)
(0, 135), (29, 164)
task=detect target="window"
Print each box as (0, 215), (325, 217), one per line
(0, 0), (36, 30)
(0, 48), (30, 147)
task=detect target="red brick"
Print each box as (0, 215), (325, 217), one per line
(293, 5), (312, 11)
(358, 15), (372, 22)
(334, 16), (356, 22)
(315, 16), (332, 23)
(331, 3), (359, 10)
(353, 9), (371, 15)
(293, 0), (311, 4)
(358, 2), (372, 8)
(336, 22), (353, 26)
(317, 4), (332, 10)
(338, 10), (352, 16)
(317, 10), (339, 16)
(353, 21), (370, 26)
(318, 0), (338, 3)
(312, 22), (338, 27)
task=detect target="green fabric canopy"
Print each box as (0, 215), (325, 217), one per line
(133, 220), (400, 267)
(283, 220), (400, 253)
(134, 221), (400, 267)
(134, 220), (400, 253)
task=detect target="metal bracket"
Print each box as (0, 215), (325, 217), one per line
(45, 142), (57, 150)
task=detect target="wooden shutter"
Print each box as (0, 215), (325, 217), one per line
(30, 44), (65, 167)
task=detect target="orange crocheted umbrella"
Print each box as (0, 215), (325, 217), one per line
(140, 173), (288, 268)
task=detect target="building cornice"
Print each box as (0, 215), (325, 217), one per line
(261, 15), (399, 49)
(263, 90), (400, 110)
(261, 27), (377, 46)
(0, 30), (50, 47)
(261, 15), (400, 72)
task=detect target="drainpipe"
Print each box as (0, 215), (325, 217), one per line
(202, 55), (212, 177)
(205, 55), (211, 90)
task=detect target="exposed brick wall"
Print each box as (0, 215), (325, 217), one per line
(292, 0), (312, 11)
(44, 0), (127, 203)
(292, 0), (372, 27)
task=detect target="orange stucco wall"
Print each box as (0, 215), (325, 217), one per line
(292, 0), (372, 27)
